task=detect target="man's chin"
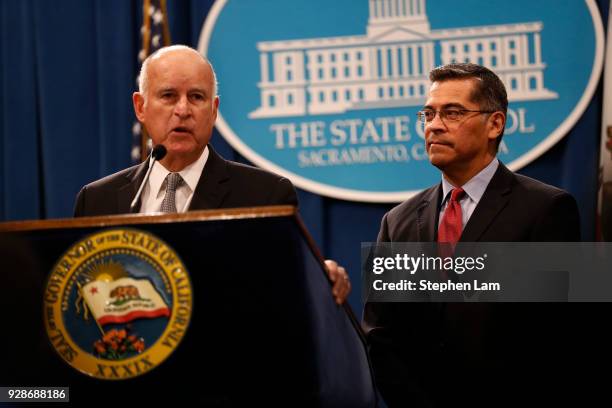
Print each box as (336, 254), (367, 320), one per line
(163, 144), (205, 160)
(164, 141), (201, 154)
(427, 154), (450, 170)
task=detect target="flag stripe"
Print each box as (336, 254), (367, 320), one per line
(98, 307), (171, 326)
(598, 3), (612, 241)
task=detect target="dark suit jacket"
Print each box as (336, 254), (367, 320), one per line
(74, 146), (297, 216)
(377, 163), (579, 242)
(365, 163), (581, 407)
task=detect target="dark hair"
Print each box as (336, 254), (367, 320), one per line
(429, 63), (508, 146)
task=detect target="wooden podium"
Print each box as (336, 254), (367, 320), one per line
(0, 206), (376, 406)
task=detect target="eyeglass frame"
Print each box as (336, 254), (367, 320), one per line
(416, 108), (497, 124)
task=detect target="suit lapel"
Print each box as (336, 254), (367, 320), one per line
(460, 163), (514, 242)
(188, 146), (230, 210)
(417, 185), (442, 241)
(117, 161), (149, 214)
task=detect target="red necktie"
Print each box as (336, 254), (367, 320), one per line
(438, 187), (465, 245)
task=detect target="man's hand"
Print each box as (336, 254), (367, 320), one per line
(324, 260), (351, 305)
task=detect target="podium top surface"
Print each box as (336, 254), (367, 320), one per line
(0, 205), (297, 232)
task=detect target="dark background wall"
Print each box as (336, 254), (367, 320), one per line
(1, 0), (608, 311)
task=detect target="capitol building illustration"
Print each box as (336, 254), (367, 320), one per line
(249, 0), (557, 118)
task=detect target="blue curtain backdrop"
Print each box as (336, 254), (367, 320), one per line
(1, 0), (608, 311)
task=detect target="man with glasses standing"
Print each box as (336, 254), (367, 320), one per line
(364, 63), (580, 406)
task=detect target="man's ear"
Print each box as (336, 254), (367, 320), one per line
(212, 95), (220, 121)
(133, 92), (145, 122)
(488, 112), (506, 140)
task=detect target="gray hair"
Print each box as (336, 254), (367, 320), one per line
(138, 45), (218, 98)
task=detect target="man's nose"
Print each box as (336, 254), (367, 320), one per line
(426, 112), (447, 132)
(174, 96), (191, 117)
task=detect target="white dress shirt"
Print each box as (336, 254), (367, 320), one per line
(139, 146), (209, 213)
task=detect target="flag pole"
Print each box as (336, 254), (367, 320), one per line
(136, 0), (173, 163)
(76, 281), (105, 336)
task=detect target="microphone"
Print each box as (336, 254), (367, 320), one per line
(130, 144), (167, 212)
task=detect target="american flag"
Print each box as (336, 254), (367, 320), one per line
(131, 0), (171, 164)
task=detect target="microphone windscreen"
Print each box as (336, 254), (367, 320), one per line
(152, 144), (167, 161)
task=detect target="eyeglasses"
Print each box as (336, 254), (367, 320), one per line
(416, 109), (495, 124)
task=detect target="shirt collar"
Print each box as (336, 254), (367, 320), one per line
(441, 158), (499, 204)
(176, 146), (208, 193)
(148, 146), (209, 197)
